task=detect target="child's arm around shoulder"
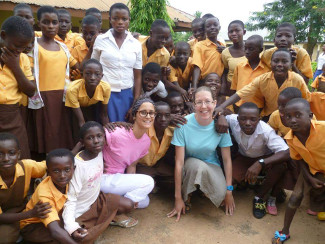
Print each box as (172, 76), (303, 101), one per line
(0, 201), (51, 224)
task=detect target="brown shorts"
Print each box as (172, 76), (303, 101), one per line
(0, 222), (20, 244)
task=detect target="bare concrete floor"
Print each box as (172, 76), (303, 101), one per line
(96, 189), (324, 244)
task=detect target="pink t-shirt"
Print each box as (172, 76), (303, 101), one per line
(103, 127), (150, 174)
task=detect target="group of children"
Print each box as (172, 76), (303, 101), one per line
(0, 2), (324, 243)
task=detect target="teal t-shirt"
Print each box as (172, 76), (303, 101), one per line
(171, 113), (233, 166)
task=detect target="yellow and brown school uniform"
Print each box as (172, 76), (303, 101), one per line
(236, 71), (309, 116)
(141, 36), (170, 67)
(0, 160), (46, 243)
(261, 46), (313, 79)
(308, 91), (325, 121)
(285, 120), (325, 212)
(29, 44), (77, 154)
(0, 53), (34, 159)
(192, 39), (225, 79)
(71, 42), (88, 64)
(137, 126), (174, 178)
(168, 57), (193, 89)
(221, 47), (247, 83)
(54, 32), (85, 53)
(311, 74), (325, 90)
(231, 59), (270, 107)
(20, 176), (68, 243)
(65, 79), (111, 129)
(188, 38), (198, 57)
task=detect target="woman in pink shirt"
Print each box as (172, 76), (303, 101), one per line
(100, 98), (155, 210)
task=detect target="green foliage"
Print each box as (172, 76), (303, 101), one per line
(194, 11), (202, 18)
(128, 0), (175, 35)
(172, 32), (192, 43)
(311, 61), (317, 73)
(246, 0), (325, 55)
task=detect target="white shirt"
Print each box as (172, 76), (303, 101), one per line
(317, 52), (325, 70)
(63, 152), (103, 235)
(91, 29), (142, 92)
(143, 80), (168, 98)
(226, 114), (288, 158)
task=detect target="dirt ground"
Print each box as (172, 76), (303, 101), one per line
(96, 189), (324, 244)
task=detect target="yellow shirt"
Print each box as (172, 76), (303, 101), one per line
(236, 71), (309, 116)
(65, 79), (111, 108)
(231, 60), (270, 107)
(308, 91), (325, 121)
(284, 120), (325, 175)
(221, 47), (247, 83)
(0, 53), (34, 104)
(71, 42), (88, 64)
(188, 38), (198, 57)
(54, 32), (85, 53)
(138, 126), (174, 167)
(261, 46), (313, 79)
(168, 57), (193, 89)
(141, 37), (170, 67)
(192, 39), (225, 79)
(268, 110), (291, 137)
(311, 74), (325, 89)
(0, 160), (46, 214)
(20, 176), (68, 229)
(38, 45), (77, 91)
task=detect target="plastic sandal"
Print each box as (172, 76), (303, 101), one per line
(272, 230), (290, 243)
(110, 217), (138, 228)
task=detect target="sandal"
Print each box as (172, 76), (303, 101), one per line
(272, 231), (290, 244)
(110, 216), (138, 228)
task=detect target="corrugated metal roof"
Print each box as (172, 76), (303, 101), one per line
(1, 0), (194, 22)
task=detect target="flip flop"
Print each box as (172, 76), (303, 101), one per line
(110, 217), (138, 228)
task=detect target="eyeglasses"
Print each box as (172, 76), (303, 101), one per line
(137, 110), (156, 118)
(194, 100), (214, 107)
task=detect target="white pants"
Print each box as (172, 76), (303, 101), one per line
(100, 173), (154, 208)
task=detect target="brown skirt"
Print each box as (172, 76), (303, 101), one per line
(0, 104), (30, 159)
(76, 192), (120, 244)
(28, 90), (74, 153)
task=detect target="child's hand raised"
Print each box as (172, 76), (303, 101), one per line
(0, 47), (20, 70)
(31, 200), (52, 219)
(71, 228), (88, 242)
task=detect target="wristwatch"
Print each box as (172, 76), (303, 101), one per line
(227, 185), (234, 191)
(258, 159), (265, 166)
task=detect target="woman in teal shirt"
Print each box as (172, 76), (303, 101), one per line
(167, 86), (235, 221)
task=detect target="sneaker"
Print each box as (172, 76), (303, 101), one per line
(253, 198), (266, 219)
(267, 197), (278, 215)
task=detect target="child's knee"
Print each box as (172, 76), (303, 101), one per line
(118, 196), (134, 214)
(288, 192), (304, 208)
(143, 175), (155, 193)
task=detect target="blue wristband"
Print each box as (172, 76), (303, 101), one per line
(227, 185), (233, 191)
